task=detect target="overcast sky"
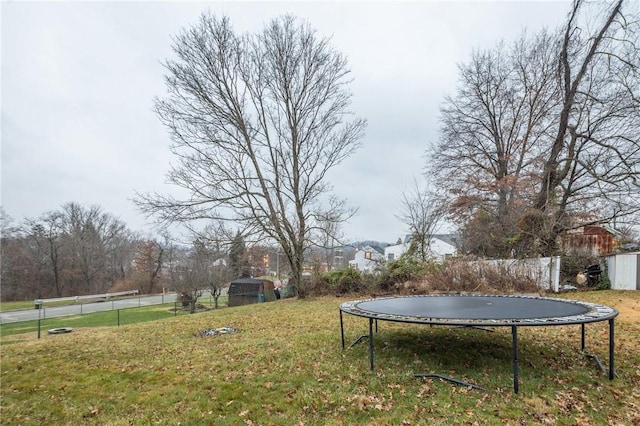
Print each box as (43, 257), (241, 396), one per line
(1, 1), (572, 243)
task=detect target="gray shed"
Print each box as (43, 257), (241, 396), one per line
(227, 278), (277, 307)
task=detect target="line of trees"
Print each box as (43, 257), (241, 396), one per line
(0, 204), (270, 303)
(1, 203), (138, 300)
(139, 3), (638, 274)
(428, 0), (639, 258)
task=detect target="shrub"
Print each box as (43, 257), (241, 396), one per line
(300, 268), (366, 296)
(418, 258), (542, 294)
(325, 268), (364, 295)
(376, 256), (427, 292)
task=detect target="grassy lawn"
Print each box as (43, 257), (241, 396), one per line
(0, 304), (192, 344)
(0, 300), (41, 311)
(1, 291), (639, 425)
(0, 295), (229, 343)
(0, 293), (191, 312)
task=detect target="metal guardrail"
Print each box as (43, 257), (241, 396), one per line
(1, 293), (178, 325)
(35, 290), (140, 305)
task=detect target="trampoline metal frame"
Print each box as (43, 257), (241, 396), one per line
(339, 294), (618, 394)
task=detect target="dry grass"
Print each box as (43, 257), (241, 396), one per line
(397, 259), (543, 295)
(1, 291), (639, 425)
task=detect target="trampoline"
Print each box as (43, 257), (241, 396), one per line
(339, 294), (618, 393)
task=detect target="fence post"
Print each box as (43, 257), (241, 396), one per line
(550, 256), (561, 292)
(37, 319), (41, 339)
(174, 302), (177, 317)
(117, 309), (120, 326)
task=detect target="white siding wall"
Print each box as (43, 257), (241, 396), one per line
(606, 252), (640, 290)
(383, 238), (457, 263)
(429, 239), (456, 261)
(349, 247), (384, 272)
(384, 244), (408, 261)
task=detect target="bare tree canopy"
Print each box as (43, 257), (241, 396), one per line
(397, 178), (446, 261)
(7, 202), (136, 298)
(169, 240), (210, 314)
(429, 0), (640, 257)
(137, 13), (366, 296)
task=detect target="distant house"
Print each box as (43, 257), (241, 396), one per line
(384, 234), (457, 262)
(384, 236), (411, 262)
(349, 245), (384, 272)
(429, 234), (457, 261)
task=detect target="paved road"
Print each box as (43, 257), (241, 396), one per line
(0, 293), (180, 324)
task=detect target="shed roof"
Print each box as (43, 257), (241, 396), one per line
(230, 278), (272, 285)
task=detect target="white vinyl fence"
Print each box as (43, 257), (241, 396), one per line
(472, 256), (561, 292)
(468, 253), (640, 292)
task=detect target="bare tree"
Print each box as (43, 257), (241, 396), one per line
(430, 0), (640, 257)
(531, 0), (640, 252)
(438, 33), (557, 218)
(170, 239), (217, 314)
(210, 260), (233, 309)
(136, 13), (365, 297)
(104, 227), (137, 286)
(311, 203), (347, 271)
(132, 238), (166, 294)
(17, 203), (137, 297)
(1, 209), (38, 300)
(430, 30), (560, 257)
(194, 233), (234, 309)
(64, 202), (132, 294)
(25, 211), (68, 297)
(396, 178), (446, 261)
(0, 208), (19, 237)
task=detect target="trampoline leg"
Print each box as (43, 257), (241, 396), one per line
(414, 373), (488, 392)
(512, 326), (519, 394)
(369, 318), (374, 370)
(581, 324), (586, 352)
(582, 321), (614, 378)
(340, 310), (345, 349)
(609, 319), (615, 380)
(348, 335), (369, 348)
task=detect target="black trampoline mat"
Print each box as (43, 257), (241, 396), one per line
(354, 295), (589, 320)
(341, 294), (618, 326)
